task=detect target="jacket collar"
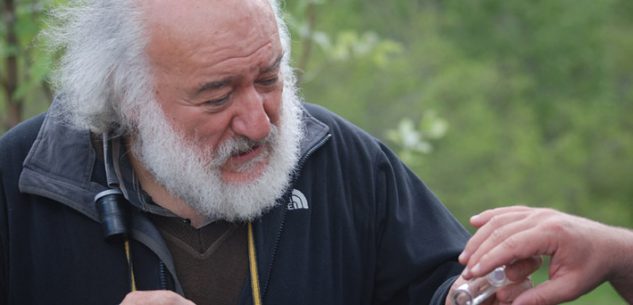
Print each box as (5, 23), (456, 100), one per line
(19, 100), (106, 221)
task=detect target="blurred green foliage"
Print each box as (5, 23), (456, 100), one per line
(1, 0), (631, 303)
(0, 0), (58, 129)
(285, 0), (633, 230)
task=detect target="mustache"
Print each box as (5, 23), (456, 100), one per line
(210, 125), (279, 167)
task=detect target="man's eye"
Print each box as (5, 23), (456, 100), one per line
(256, 76), (279, 86)
(203, 94), (231, 108)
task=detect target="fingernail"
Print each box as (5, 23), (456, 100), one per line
(470, 214), (481, 223)
(471, 263), (481, 275)
(458, 251), (467, 262)
(462, 267), (471, 279)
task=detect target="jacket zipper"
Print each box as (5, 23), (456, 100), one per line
(159, 261), (168, 290)
(261, 133), (331, 298)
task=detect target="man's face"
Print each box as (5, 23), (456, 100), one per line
(144, 0), (284, 183)
(130, 0), (303, 221)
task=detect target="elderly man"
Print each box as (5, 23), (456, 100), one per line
(0, 0), (533, 304)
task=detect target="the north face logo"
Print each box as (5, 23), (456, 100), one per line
(287, 189), (309, 210)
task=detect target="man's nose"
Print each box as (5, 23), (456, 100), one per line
(230, 86), (272, 141)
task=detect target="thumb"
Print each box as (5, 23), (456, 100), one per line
(513, 277), (583, 305)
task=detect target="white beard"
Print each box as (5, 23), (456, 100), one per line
(131, 84), (304, 222)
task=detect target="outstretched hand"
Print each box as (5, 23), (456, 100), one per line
(446, 255), (539, 305)
(458, 206), (633, 305)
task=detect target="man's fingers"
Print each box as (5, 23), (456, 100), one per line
(505, 256), (542, 282)
(495, 279), (532, 304)
(460, 209), (531, 266)
(512, 279), (580, 305)
(120, 291), (196, 305)
(465, 229), (553, 279)
(469, 206), (532, 227)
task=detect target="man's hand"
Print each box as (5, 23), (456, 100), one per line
(120, 291), (196, 305)
(457, 206), (633, 305)
(446, 256), (539, 305)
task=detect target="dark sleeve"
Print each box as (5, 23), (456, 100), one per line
(0, 114), (46, 305)
(0, 135), (12, 305)
(0, 174), (7, 305)
(372, 143), (469, 305)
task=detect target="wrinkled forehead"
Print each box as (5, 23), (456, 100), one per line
(139, 0), (279, 53)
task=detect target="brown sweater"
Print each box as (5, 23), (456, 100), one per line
(150, 215), (248, 305)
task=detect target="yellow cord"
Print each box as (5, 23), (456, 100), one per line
(124, 239), (137, 292)
(248, 223), (262, 305)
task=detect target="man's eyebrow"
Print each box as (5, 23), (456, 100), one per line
(192, 53), (284, 98)
(193, 77), (233, 97)
(261, 53), (284, 73)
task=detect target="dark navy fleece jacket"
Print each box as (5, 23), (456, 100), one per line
(0, 101), (468, 305)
